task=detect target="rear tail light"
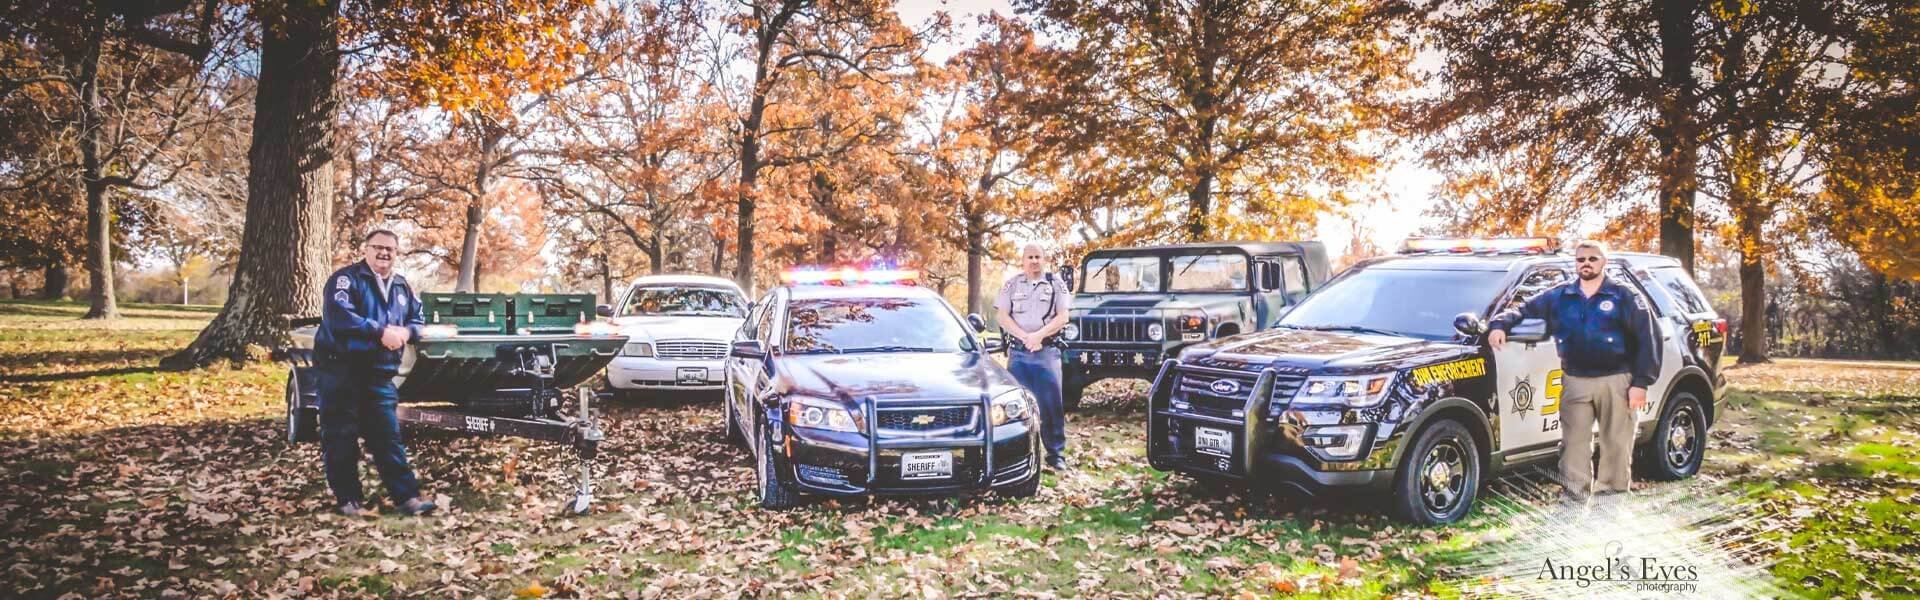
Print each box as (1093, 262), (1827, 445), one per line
(1712, 319), (1728, 334)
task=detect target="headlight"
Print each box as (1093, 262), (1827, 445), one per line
(1146, 323), (1165, 341)
(1292, 374), (1394, 408)
(419, 324), (460, 339)
(786, 396), (860, 432)
(991, 391), (1034, 425)
(621, 341), (653, 357)
(1304, 424), (1371, 459)
(1062, 323), (1080, 341)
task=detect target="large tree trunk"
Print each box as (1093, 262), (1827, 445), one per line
(77, 17), (118, 320)
(456, 200), (483, 291)
(1737, 234), (1768, 363)
(965, 215), (986, 316)
(39, 263), (69, 300)
(1655, 0), (1699, 274)
(164, 0), (339, 369)
(1184, 174), (1214, 241)
(734, 131), (761, 293)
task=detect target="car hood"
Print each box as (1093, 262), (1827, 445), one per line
(1182, 327), (1476, 375)
(775, 352), (1023, 403)
(612, 315), (744, 342)
(1071, 292), (1247, 316)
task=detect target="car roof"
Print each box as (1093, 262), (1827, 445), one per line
(1359, 251), (1685, 272)
(1086, 241), (1324, 257)
(625, 274), (744, 290)
(783, 284), (940, 302)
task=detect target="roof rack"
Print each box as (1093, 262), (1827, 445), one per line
(1398, 237), (1561, 256)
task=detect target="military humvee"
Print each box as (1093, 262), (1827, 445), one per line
(1062, 242), (1330, 409)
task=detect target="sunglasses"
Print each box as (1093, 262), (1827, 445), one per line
(1574, 256), (1603, 264)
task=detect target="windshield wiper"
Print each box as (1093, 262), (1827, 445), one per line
(1294, 325), (1403, 337)
(790, 347), (842, 354)
(840, 345), (938, 353)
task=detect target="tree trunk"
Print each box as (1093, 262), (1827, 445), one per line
(77, 17), (118, 320)
(734, 132), (761, 294)
(1655, 0), (1699, 274)
(965, 216), (986, 316)
(456, 200), (482, 292)
(164, 0), (340, 369)
(1737, 233), (1768, 363)
(40, 263), (70, 300)
(1184, 174), (1214, 241)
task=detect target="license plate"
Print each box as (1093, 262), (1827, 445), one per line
(676, 367), (707, 384)
(1195, 426), (1233, 458)
(900, 451), (953, 480)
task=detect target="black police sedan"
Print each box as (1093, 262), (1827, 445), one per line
(1145, 238), (1727, 524)
(721, 269), (1042, 509)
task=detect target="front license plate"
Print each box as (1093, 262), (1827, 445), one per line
(1194, 426), (1233, 458)
(900, 451), (953, 480)
(676, 367), (707, 384)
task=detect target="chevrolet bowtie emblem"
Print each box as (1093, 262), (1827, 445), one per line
(911, 414), (936, 425)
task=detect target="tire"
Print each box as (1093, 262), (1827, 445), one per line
(721, 388), (744, 447)
(1063, 374), (1088, 413)
(1390, 419), (1481, 525)
(285, 368), (318, 444)
(998, 471), (1041, 498)
(1638, 392), (1707, 481)
(754, 424), (801, 510)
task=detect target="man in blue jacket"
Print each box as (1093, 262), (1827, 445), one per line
(317, 229), (436, 517)
(1489, 240), (1660, 501)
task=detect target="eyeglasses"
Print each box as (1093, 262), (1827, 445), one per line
(1574, 256), (1603, 264)
(367, 243), (398, 254)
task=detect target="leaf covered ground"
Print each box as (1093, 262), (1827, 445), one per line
(0, 300), (1913, 598)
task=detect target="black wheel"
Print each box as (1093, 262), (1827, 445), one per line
(1063, 374), (1087, 413)
(1390, 419), (1481, 525)
(998, 470), (1041, 498)
(721, 388), (744, 446)
(754, 424), (801, 510)
(1638, 392), (1707, 481)
(285, 368), (318, 444)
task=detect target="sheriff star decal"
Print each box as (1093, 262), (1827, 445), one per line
(1509, 375), (1536, 417)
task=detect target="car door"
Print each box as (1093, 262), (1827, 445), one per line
(729, 291), (775, 433)
(1489, 265), (1571, 457)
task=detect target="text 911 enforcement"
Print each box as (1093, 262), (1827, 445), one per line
(1144, 238), (1727, 524)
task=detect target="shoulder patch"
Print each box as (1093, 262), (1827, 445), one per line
(333, 290), (352, 306)
(335, 275), (350, 290)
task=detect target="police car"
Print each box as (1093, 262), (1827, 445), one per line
(597, 275), (749, 395)
(1144, 238), (1727, 524)
(722, 267), (1042, 509)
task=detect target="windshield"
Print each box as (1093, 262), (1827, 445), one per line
(1169, 253), (1249, 292)
(785, 297), (970, 353)
(622, 286), (747, 317)
(1083, 255), (1160, 293)
(1279, 268), (1509, 340)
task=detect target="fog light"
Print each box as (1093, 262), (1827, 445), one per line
(1304, 424), (1370, 460)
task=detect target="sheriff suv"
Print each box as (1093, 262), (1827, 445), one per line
(1063, 242), (1330, 410)
(1144, 238), (1727, 524)
(722, 268), (1041, 509)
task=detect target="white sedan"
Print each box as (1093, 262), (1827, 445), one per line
(600, 275), (748, 395)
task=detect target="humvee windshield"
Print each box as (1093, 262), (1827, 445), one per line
(1278, 268), (1507, 340)
(1083, 253), (1253, 293)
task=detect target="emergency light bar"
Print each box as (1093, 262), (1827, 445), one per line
(779, 266), (921, 286)
(1399, 237), (1559, 255)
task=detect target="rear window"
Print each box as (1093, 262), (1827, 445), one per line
(1647, 267), (1714, 315)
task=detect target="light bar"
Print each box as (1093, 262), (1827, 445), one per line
(1399, 237), (1558, 255)
(573, 320), (621, 336)
(779, 266), (920, 286)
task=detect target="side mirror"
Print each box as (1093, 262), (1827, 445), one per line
(966, 313), (988, 333)
(1452, 312), (1485, 337)
(981, 335), (1005, 353)
(595, 304), (615, 318)
(1508, 318), (1550, 343)
(729, 339), (767, 359)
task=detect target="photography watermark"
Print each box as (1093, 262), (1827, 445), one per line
(1536, 540), (1702, 594)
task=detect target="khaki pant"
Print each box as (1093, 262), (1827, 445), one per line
(1559, 373), (1635, 498)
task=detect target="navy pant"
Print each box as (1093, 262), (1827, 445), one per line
(1009, 346), (1066, 459)
(318, 363), (420, 506)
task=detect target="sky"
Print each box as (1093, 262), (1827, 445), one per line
(892, 0), (1445, 262)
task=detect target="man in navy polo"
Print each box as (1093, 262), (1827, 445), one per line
(316, 229), (436, 517)
(1489, 239), (1660, 501)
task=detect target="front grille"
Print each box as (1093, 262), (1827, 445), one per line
(877, 407), (976, 432)
(1172, 370), (1309, 415)
(654, 340), (726, 360)
(1075, 315), (1158, 342)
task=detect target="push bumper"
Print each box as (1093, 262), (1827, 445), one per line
(776, 394), (1039, 496)
(1144, 359), (1392, 495)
